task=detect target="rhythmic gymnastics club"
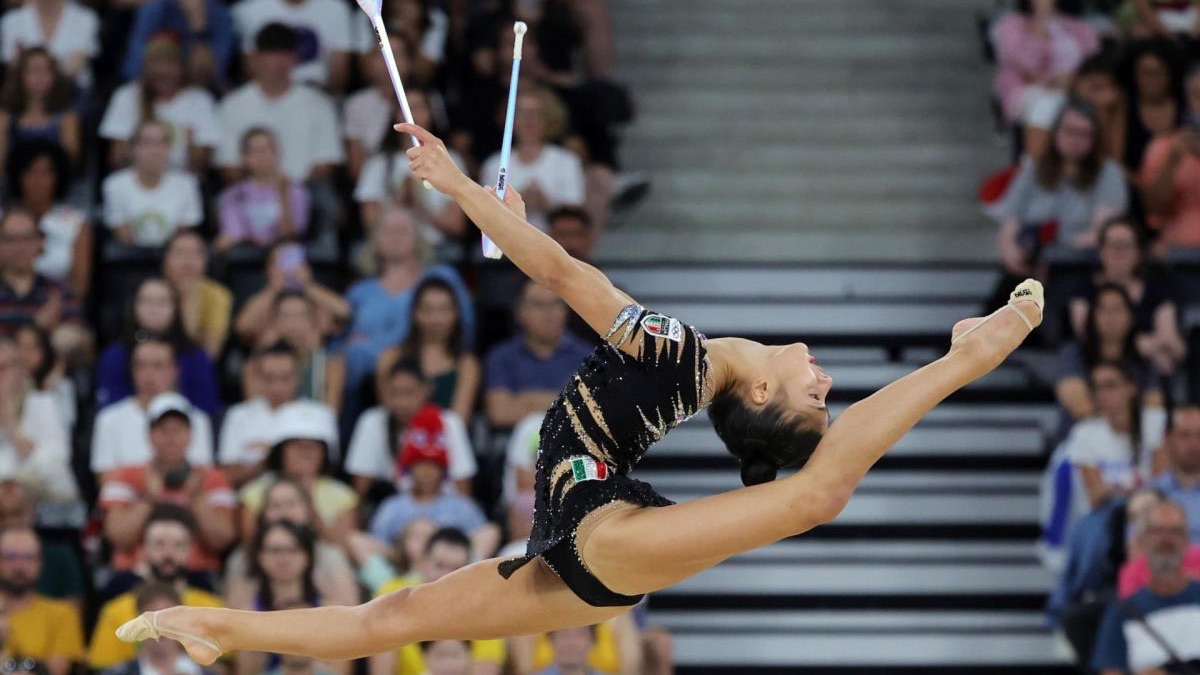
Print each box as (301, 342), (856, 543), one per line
(484, 21), (528, 260)
(354, 0), (432, 190)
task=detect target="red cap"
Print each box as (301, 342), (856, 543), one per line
(397, 406), (449, 473)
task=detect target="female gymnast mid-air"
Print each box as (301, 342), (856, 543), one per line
(117, 123), (1045, 662)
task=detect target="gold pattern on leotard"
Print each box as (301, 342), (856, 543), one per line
(563, 397), (615, 465)
(575, 377), (617, 445)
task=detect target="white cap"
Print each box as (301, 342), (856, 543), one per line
(270, 401), (338, 448)
(146, 392), (192, 428)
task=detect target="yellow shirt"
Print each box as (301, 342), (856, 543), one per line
(88, 587), (224, 668)
(192, 279), (232, 354)
(532, 621), (621, 673)
(375, 577), (505, 675)
(240, 476), (358, 527)
(9, 596), (85, 663)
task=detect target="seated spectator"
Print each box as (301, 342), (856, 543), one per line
(163, 230), (232, 360)
(1122, 39), (1184, 175)
(533, 626), (596, 675)
(238, 402), (353, 546)
(992, 100), (1128, 278)
(1092, 501), (1200, 674)
(547, 207), (601, 342)
(233, 243), (349, 349)
(241, 290), (340, 411)
(98, 393), (236, 572)
(102, 119), (203, 248)
(0, 209), (86, 363)
(220, 343), (336, 487)
(1156, 406), (1200, 541)
(346, 516), (436, 593)
(0, 0), (99, 88)
(1024, 53), (1124, 163)
(992, 0), (1099, 128)
(355, 89), (466, 243)
(503, 415), (541, 510)
(1142, 63), (1200, 248)
(1118, 490), (1200, 598)
(1068, 220), (1185, 377)
(101, 34), (218, 174)
(0, 527), (84, 675)
(215, 24), (343, 190)
(96, 278), (220, 414)
(367, 416), (497, 560)
(520, 616), (642, 675)
(0, 336), (75, 501)
(497, 490), (534, 559)
(226, 521), (348, 675)
(370, 528), (505, 675)
(346, 360), (476, 498)
(215, 128), (310, 253)
(88, 507), (224, 669)
(415, 641), (471, 675)
(480, 89), (585, 231)
(1056, 283), (1163, 430)
(7, 141), (91, 300)
(232, 0), (352, 92)
(91, 341), (215, 475)
(13, 324), (74, 429)
(0, 479), (83, 607)
(334, 209), (471, 427)
(0, 48), (80, 177)
(1065, 361), (1166, 508)
(374, 278), (480, 421)
(223, 477), (358, 608)
(350, 0), (444, 84)
(99, 583), (216, 675)
(344, 34), (412, 180)
(122, 0), (236, 89)
(484, 281), (591, 428)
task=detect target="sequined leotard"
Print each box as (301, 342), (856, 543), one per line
(497, 305), (714, 607)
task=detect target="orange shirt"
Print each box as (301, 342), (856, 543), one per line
(1141, 133), (1200, 247)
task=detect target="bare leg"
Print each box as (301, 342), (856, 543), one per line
(118, 558), (626, 665)
(582, 285), (1043, 595)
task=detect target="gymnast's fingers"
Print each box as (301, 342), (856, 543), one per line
(395, 122), (441, 148)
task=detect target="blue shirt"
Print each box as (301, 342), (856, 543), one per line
(122, 0), (235, 86)
(95, 343), (220, 416)
(484, 334), (592, 395)
(1155, 472), (1200, 543)
(333, 265), (474, 357)
(368, 491), (487, 541)
(1092, 581), (1200, 672)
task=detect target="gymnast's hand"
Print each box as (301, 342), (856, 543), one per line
(485, 185), (527, 221)
(396, 123), (470, 196)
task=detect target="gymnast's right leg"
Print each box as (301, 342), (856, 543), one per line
(117, 557), (626, 665)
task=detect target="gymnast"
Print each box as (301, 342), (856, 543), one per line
(117, 123), (1045, 662)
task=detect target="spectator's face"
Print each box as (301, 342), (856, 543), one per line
(1030, 0), (1057, 15)
(1169, 409), (1200, 475)
(549, 214), (594, 261)
(131, 342), (178, 399)
(243, 133), (280, 178)
(163, 234), (207, 284)
(1098, 224), (1140, 278)
(0, 212), (43, 274)
(0, 530), (41, 596)
(1077, 72), (1120, 111)
(408, 460), (446, 494)
(1188, 74), (1200, 116)
(149, 415), (192, 468)
(281, 439), (325, 481)
(414, 287), (458, 344)
(517, 284), (567, 345)
(135, 280), (176, 332)
(142, 520), (192, 582)
(1092, 289), (1134, 343)
(1143, 505), (1189, 577)
(144, 53), (183, 96)
(263, 482), (312, 526)
(20, 53), (54, 100)
(399, 517), (436, 567)
(257, 526), (309, 585)
(515, 94), (546, 145)
(417, 541), (469, 583)
(274, 296), (317, 343)
(258, 354), (299, 408)
(132, 123), (172, 174)
(254, 49), (295, 85)
(385, 371), (429, 423)
(14, 327), (46, 381)
(423, 640), (471, 675)
(1091, 364), (1135, 419)
(1136, 53), (1171, 101)
(19, 156), (57, 206)
(549, 626), (594, 668)
(375, 212), (419, 261)
(1053, 109), (1095, 162)
(0, 481), (33, 530)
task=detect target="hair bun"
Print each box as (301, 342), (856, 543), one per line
(740, 459), (778, 487)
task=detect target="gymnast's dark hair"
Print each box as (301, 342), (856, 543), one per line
(707, 390), (825, 486)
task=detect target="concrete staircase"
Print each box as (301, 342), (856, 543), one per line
(601, 0), (1006, 263)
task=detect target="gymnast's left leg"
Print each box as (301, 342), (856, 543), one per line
(117, 557), (626, 665)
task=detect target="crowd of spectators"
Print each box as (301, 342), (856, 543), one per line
(0, 0), (670, 673)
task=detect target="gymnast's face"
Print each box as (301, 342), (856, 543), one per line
(760, 342), (833, 430)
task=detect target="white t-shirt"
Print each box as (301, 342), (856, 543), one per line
(479, 145), (585, 230)
(354, 150), (464, 243)
(343, 87), (392, 156)
(218, 397), (338, 466)
(0, 1), (98, 88)
(90, 396), (214, 474)
(1065, 408), (1167, 491)
(0, 392), (76, 500)
(344, 406), (476, 483)
(216, 83), (343, 181)
(233, 0), (352, 87)
(33, 205), (87, 283)
(502, 413), (542, 507)
(102, 168), (203, 246)
(99, 84), (220, 169)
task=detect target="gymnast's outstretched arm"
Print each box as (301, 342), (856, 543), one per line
(399, 123), (637, 344)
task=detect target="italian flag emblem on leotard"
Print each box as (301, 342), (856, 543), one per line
(570, 456), (608, 482)
(641, 314), (683, 342)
